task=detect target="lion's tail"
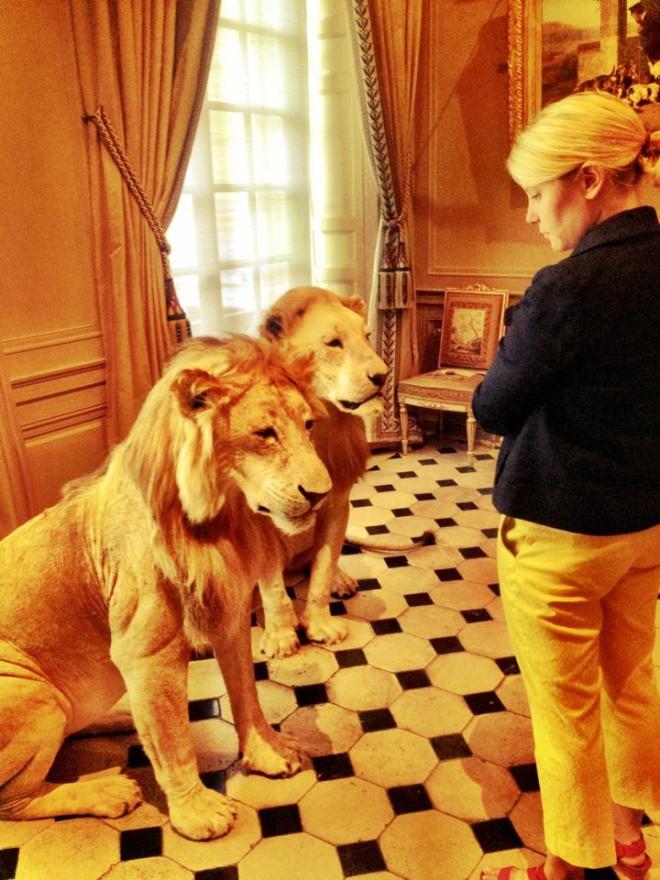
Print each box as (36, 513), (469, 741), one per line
(343, 529), (437, 553)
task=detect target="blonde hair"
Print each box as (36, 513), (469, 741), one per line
(507, 91), (660, 189)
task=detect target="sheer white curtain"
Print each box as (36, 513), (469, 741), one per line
(169, 0), (312, 336)
(169, 0), (377, 335)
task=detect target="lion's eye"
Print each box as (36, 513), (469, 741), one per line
(327, 338), (343, 348)
(255, 427), (278, 440)
(305, 419), (314, 430)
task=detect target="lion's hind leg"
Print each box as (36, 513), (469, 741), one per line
(0, 679), (142, 821)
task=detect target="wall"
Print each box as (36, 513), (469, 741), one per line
(413, 0), (660, 316)
(0, 3), (107, 532)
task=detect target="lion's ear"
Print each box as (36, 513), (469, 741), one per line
(342, 295), (366, 318)
(261, 310), (286, 340)
(171, 369), (230, 418)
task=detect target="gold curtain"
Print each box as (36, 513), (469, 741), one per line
(349, 0), (425, 444)
(69, 0), (220, 443)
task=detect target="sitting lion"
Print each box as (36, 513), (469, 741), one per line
(258, 287), (387, 657)
(0, 336), (330, 840)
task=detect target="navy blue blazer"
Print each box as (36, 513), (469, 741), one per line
(472, 206), (660, 535)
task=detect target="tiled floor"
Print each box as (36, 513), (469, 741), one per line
(1, 443), (659, 880)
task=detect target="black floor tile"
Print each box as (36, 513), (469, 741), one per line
(509, 763), (540, 793)
(350, 498), (372, 508)
(387, 784), (433, 814)
(475, 453), (494, 461)
(0, 848), (18, 880)
(456, 466), (476, 474)
(335, 648), (368, 668)
(405, 592), (433, 607)
(437, 478), (458, 487)
(359, 707), (397, 732)
(392, 507), (413, 517)
(341, 543), (362, 556)
(258, 804), (302, 837)
(435, 517), (458, 527)
(337, 840), (387, 877)
(430, 635), (465, 654)
(195, 867), (239, 880)
(357, 577), (381, 591)
(120, 826), (163, 861)
(384, 555), (409, 569)
(312, 752), (354, 781)
(397, 470), (417, 479)
(201, 769), (227, 794)
(496, 655), (520, 675)
(459, 546), (487, 560)
(415, 492), (436, 500)
(431, 733), (472, 760)
(366, 525), (389, 535)
(471, 817), (523, 852)
(375, 484), (396, 492)
(329, 600), (347, 616)
(489, 582), (501, 596)
(482, 527), (499, 538)
(464, 691), (506, 715)
(396, 669), (431, 690)
(293, 683), (329, 706)
(254, 661), (269, 681)
(438, 446), (458, 454)
(478, 486), (494, 494)
(457, 501), (479, 511)
(371, 618), (402, 635)
(435, 567), (462, 582)
(461, 608), (492, 623)
(419, 458), (438, 465)
(188, 698), (221, 722)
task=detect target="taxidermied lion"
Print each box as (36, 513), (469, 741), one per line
(258, 286), (387, 657)
(0, 336), (331, 840)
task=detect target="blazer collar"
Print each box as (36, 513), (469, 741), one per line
(571, 206), (659, 257)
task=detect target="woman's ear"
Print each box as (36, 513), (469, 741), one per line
(580, 164), (607, 200)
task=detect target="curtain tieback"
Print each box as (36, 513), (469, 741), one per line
(83, 106), (190, 342)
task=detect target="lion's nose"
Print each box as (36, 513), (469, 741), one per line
(369, 371), (386, 388)
(298, 485), (329, 509)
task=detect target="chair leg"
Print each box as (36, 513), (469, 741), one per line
(466, 411), (476, 460)
(399, 401), (409, 454)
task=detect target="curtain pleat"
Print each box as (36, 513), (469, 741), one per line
(347, 0), (425, 445)
(69, 0), (220, 443)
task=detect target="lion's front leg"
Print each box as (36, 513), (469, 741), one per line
(257, 575), (300, 658)
(110, 601), (237, 841)
(300, 496), (351, 644)
(212, 595), (303, 777)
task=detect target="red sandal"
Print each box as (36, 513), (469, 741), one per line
(615, 838), (651, 880)
(482, 867), (547, 880)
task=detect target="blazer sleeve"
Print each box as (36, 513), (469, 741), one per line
(472, 267), (583, 436)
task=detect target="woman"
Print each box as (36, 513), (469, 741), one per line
(473, 91), (660, 880)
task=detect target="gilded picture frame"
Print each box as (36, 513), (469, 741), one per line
(508, 0), (660, 142)
(438, 290), (508, 372)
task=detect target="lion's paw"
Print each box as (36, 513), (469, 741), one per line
(84, 775), (143, 818)
(302, 610), (349, 645)
(241, 727), (303, 777)
(259, 625), (300, 658)
(331, 568), (358, 598)
(169, 785), (237, 840)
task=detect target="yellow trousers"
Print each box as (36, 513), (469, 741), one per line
(497, 515), (660, 868)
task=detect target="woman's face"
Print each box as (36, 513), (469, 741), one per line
(524, 173), (596, 252)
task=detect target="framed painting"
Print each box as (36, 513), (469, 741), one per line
(508, 0), (660, 141)
(438, 289), (508, 371)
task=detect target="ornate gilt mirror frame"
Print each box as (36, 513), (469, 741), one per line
(507, 0), (541, 142)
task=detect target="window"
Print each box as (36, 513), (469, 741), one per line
(169, 0), (377, 337)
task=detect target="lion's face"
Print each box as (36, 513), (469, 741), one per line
(225, 380), (331, 535)
(262, 288), (388, 417)
(168, 341), (331, 534)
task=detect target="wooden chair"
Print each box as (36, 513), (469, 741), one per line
(398, 287), (508, 458)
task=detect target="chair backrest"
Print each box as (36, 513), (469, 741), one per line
(437, 287), (508, 371)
